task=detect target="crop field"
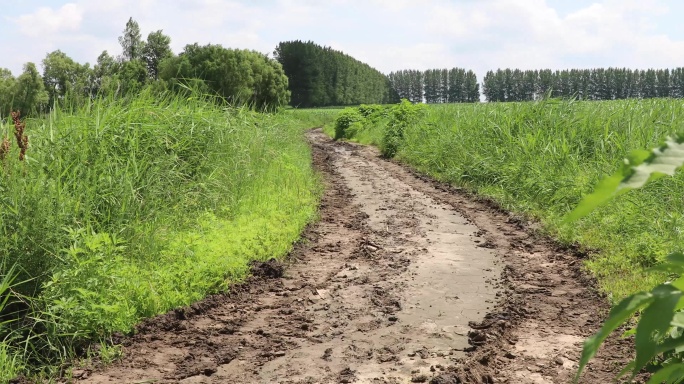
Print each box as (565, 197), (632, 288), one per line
(331, 98), (684, 302)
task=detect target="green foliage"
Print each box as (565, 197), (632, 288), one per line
(0, 69), (16, 118)
(274, 40), (397, 107)
(142, 30), (173, 80)
(388, 68), (479, 104)
(14, 63), (48, 115)
(334, 108), (363, 140)
(160, 43), (290, 110)
(563, 132), (684, 383)
(0, 89), (324, 377)
(566, 134), (684, 222)
(482, 67), (684, 102)
(381, 99), (427, 158)
(42, 50), (93, 109)
(118, 17), (145, 62)
(117, 59), (149, 95)
(0, 265), (25, 382)
(331, 100), (427, 157)
(357, 104), (387, 120)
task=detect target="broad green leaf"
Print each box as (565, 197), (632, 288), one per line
(634, 285), (682, 375)
(575, 291), (653, 382)
(655, 334), (684, 355)
(563, 173), (624, 223)
(651, 253), (684, 276)
(646, 363), (684, 384)
(623, 138), (684, 190)
(667, 252), (684, 267)
(672, 312), (684, 328)
(565, 135), (684, 223)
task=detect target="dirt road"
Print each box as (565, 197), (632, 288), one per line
(76, 130), (633, 383)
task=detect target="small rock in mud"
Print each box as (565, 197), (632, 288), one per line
(250, 259), (284, 278)
(429, 374), (462, 384)
(338, 367), (357, 383)
(322, 347), (333, 361)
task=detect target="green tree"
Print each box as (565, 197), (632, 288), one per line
(448, 68), (466, 102)
(274, 40), (393, 107)
(42, 50), (93, 108)
(464, 70), (479, 102)
(118, 17), (145, 62)
(408, 69), (424, 103)
(161, 43), (290, 110)
(93, 50), (120, 96)
(0, 69), (16, 117)
(641, 69), (658, 99)
(117, 59), (148, 95)
(143, 30), (173, 80)
(14, 63), (48, 115)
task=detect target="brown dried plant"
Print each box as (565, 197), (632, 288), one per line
(10, 111), (28, 161)
(0, 137), (9, 161)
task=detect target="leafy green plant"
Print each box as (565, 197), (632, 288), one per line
(0, 264), (25, 382)
(334, 108), (363, 140)
(568, 133), (684, 383)
(381, 99), (427, 158)
(357, 104), (387, 121)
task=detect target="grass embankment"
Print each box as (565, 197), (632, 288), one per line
(331, 99), (684, 303)
(0, 90), (327, 380)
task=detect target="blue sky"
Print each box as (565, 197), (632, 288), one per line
(2, 0), (684, 82)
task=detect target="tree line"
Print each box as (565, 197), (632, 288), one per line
(0, 18), (291, 117)
(274, 40), (397, 107)
(387, 68), (479, 103)
(483, 68), (684, 102)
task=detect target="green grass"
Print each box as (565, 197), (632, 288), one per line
(0, 90), (329, 378)
(333, 99), (684, 303)
(285, 107), (342, 136)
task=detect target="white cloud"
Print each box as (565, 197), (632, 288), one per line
(16, 3), (84, 37)
(2, 0), (684, 82)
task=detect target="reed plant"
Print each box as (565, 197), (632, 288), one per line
(0, 89), (324, 377)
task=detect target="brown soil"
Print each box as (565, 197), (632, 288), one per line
(66, 129), (636, 383)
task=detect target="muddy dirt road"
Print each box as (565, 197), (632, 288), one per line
(76, 130), (633, 383)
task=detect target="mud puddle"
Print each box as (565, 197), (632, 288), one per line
(71, 130), (633, 384)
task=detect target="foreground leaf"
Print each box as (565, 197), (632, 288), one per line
(646, 362), (684, 384)
(634, 285), (682, 376)
(575, 292), (654, 382)
(565, 134), (684, 223)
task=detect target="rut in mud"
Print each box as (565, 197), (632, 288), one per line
(74, 130), (633, 384)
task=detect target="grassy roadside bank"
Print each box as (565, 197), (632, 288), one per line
(0, 91), (330, 381)
(328, 99), (684, 303)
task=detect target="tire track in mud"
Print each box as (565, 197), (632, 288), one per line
(73, 129), (633, 384)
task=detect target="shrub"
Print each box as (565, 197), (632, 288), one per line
(381, 99), (427, 158)
(334, 108), (363, 140)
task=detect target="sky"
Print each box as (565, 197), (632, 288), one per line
(2, 0), (684, 81)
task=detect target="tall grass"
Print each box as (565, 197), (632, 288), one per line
(0, 89), (324, 377)
(334, 99), (684, 302)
